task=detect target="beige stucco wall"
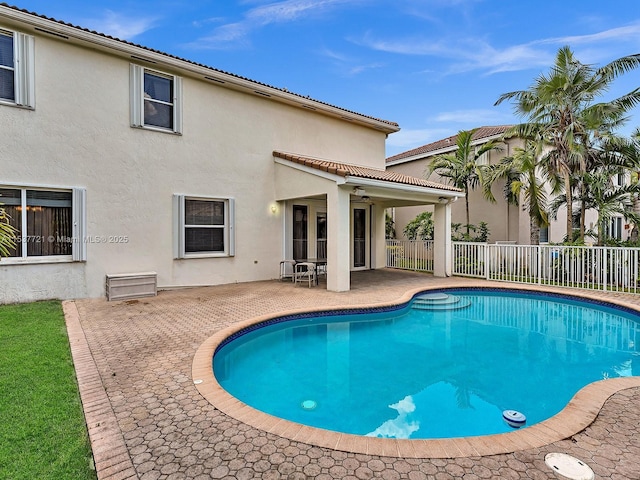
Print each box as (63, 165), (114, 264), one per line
(0, 25), (388, 302)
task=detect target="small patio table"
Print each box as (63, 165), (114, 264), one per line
(298, 258), (327, 285)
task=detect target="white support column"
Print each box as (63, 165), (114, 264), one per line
(433, 202), (452, 277)
(327, 187), (351, 291)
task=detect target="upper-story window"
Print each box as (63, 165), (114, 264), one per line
(0, 29), (35, 108)
(0, 31), (15, 102)
(130, 64), (182, 134)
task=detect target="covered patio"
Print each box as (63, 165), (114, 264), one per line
(273, 152), (465, 291)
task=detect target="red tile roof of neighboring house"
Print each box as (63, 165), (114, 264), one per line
(386, 125), (513, 163)
(273, 151), (462, 192)
(0, 3), (399, 130)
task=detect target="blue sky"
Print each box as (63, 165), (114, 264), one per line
(12, 0), (640, 156)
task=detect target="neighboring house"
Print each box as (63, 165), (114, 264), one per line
(386, 126), (526, 243)
(386, 126), (603, 244)
(0, 5), (462, 303)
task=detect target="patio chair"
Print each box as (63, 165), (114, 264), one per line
(294, 262), (316, 288)
(279, 260), (297, 282)
(316, 262), (327, 281)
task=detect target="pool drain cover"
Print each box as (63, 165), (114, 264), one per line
(301, 400), (317, 410)
(544, 453), (594, 480)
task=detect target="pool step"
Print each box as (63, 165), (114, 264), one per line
(412, 293), (471, 310)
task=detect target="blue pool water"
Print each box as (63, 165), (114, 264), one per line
(213, 289), (640, 439)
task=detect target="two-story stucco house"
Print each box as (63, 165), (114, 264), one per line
(0, 5), (463, 303)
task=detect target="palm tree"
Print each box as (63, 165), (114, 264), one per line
(483, 139), (549, 244)
(496, 46), (640, 242)
(627, 128), (640, 242)
(426, 129), (501, 236)
(0, 203), (17, 258)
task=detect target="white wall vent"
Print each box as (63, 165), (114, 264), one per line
(106, 272), (157, 301)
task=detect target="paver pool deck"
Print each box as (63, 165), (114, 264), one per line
(64, 269), (640, 479)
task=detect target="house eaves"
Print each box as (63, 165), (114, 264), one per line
(0, 3), (400, 134)
(386, 125), (512, 166)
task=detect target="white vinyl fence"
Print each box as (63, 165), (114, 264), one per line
(386, 240), (434, 272)
(386, 240), (640, 294)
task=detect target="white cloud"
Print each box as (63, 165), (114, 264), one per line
(247, 0), (353, 24)
(536, 22), (640, 46)
(355, 21), (640, 75)
(432, 109), (513, 124)
(190, 0), (368, 49)
(317, 47), (384, 76)
(348, 62), (385, 75)
(318, 47), (351, 62)
(191, 17), (227, 28)
(84, 10), (157, 40)
(199, 22), (251, 46)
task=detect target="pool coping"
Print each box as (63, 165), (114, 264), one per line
(191, 283), (640, 459)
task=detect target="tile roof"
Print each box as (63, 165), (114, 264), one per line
(0, 3), (399, 130)
(386, 125), (513, 163)
(273, 151), (462, 192)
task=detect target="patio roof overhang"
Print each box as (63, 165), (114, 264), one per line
(273, 151), (465, 206)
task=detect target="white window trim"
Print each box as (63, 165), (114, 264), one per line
(173, 195), (235, 259)
(0, 184), (86, 264)
(0, 29), (35, 109)
(130, 64), (182, 134)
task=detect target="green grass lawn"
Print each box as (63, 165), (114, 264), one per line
(0, 301), (96, 480)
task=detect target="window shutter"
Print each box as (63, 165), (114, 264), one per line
(130, 64), (143, 127)
(14, 32), (35, 108)
(228, 198), (235, 257)
(173, 194), (185, 258)
(72, 187), (86, 261)
(173, 75), (183, 134)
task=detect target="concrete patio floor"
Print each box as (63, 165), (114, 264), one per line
(64, 269), (640, 480)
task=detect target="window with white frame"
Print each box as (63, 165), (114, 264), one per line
(0, 29), (35, 108)
(539, 225), (549, 243)
(0, 186), (86, 261)
(608, 216), (623, 241)
(474, 148), (489, 165)
(130, 64), (182, 133)
(173, 195), (234, 258)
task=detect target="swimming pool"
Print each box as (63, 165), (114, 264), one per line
(212, 289), (640, 440)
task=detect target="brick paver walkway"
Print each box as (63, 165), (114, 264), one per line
(66, 270), (640, 479)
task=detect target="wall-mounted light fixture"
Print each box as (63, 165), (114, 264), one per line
(270, 204), (277, 214)
(438, 197), (449, 204)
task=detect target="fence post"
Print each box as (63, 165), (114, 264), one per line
(603, 247), (608, 292)
(484, 244), (490, 280)
(537, 246), (542, 285)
